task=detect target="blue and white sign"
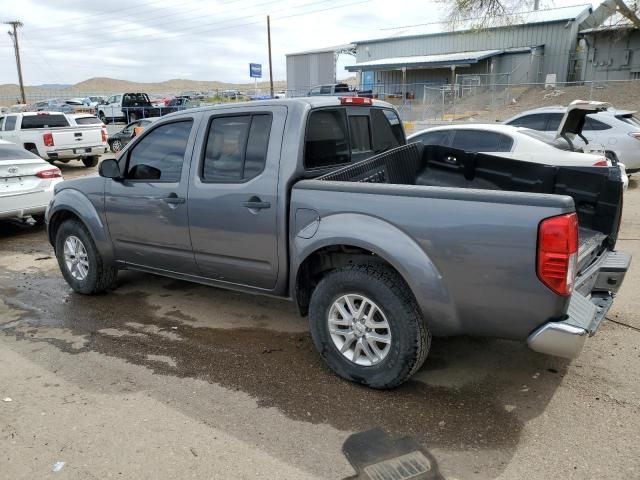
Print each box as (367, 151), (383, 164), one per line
(249, 63), (262, 78)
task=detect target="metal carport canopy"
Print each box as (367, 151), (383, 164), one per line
(345, 49), (504, 71)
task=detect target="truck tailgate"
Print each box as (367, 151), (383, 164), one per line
(52, 127), (103, 148)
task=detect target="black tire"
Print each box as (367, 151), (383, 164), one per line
(55, 219), (118, 294)
(31, 213), (45, 224)
(128, 112), (138, 122)
(110, 139), (123, 153)
(309, 263), (430, 389)
(82, 156), (99, 168)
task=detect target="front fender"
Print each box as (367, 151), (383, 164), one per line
(291, 213), (461, 336)
(47, 188), (115, 266)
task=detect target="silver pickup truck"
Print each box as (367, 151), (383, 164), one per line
(45, 97), (630, 388)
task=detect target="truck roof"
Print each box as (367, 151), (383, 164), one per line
(161, 97), (396, 120)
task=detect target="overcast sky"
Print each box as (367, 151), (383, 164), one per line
(0, 0), (598, 86)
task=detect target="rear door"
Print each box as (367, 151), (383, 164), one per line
(0, 115), (19, 144)
(104, 117), (199, 273)
(188, 106), (286, 289)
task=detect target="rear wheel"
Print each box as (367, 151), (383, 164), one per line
(82, 156), (99, 168)
(55, 219), (117, 294)
(308, 263), (430, 389)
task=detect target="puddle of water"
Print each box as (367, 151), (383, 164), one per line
(1, 268), (567, 457)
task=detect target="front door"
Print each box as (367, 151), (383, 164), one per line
(188, 107), (286, 290)
(104, 118), (199, 274)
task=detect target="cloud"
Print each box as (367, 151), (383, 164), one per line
(0, 0), (592, 86)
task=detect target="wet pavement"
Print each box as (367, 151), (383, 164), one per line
(1, 162), (639, 479)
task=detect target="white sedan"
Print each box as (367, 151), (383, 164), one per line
(0, 140), (63, 223)
(407, 124), (628, 190)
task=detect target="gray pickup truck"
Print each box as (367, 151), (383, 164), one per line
(46, 97), (630, 388)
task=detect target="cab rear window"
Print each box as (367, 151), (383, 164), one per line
(21, 115), (69, 129)
(304, 107), (404, 170)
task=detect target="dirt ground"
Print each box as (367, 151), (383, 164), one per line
(1, 159), (639, 479)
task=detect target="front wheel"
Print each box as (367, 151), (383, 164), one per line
(82, 156), (99, 168)
(110, 139), (123, 153)
(55, 219), (118, 294)
(309, 263), (430, 389)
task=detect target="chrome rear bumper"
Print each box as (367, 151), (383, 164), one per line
(527, 250), (631, 359)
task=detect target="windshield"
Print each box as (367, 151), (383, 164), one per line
(74, 116), (102, 125)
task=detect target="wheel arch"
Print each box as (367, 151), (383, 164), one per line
(48, 189), (115, 266)
(291, 213), (461, 336)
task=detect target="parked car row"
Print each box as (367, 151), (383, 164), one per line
(409, 100), (635, 191)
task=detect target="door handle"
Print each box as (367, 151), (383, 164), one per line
(243, 198), (271, 210)
(163, 193), (185, 204)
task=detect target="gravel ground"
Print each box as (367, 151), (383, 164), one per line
(0, 159), (639, 479)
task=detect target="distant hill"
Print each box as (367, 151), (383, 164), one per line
(0, 77), (288, 105)
(34, 83), (73, 89)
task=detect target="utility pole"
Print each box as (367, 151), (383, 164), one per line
(5, 21), (26, 104)
(533, 0), (540, 11)
(267, 15), (274, 98)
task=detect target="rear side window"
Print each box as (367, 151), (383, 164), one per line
(304, 109), (350, 169)
(618, 114), (640, 127)
(4, 116), (17, 131)
(371, 109), (403, 151)
(584, 116), (612, 131)
(202, 114), (271, 182)
(412, 130), (451, 147)
(546, 113), (564, 131)
(74, 116), (102, 125)
(349, 116), (371, 153)
(451, 130), (513, 152)
(126, 120), (193, 182)
(507, 114), (548, 130)
(320, 86), (332, 94)
(21, 114), (69, 129)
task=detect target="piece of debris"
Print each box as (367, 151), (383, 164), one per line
(171, 326), (178, 330)
(438, 420), (446, 428)
(3, 397), (12, 402)
(52, 461), (65, 472)
(504, 405), (516, 412)
(262, 347), (283, 354)
(532, 372), (540, 379)
(543, 89), (565, 99)
(35, 256), (52, 261)
(190, 447), (198, 457)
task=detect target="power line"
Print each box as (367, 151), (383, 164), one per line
(25, 0), (361, 52)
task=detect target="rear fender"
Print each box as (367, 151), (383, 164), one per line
(291, 213), (460, 336)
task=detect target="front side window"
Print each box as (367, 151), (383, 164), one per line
(304, 108), (350, 169)
(451, 130), (513, 152)
(202, 114), (271, 182)
(125, 120), (193, 182)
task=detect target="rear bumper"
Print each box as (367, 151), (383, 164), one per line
(0, 188), (56, 219)
(44, 145), (108, 160)
(527, 250), (631, 359)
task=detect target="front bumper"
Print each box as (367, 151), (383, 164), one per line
(527, 250), (631, 359)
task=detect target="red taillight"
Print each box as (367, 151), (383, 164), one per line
(101, 127), (107, 142)
(43, 132), (54, 147)
(537, 213), (578, 296)
(36, 168), (62, 179)
(629, 132), (640, 141)
(592, 158), (608, 166)
(340, 96), (372, 105)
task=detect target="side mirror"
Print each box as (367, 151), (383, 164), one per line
(99, 159), (121, 179)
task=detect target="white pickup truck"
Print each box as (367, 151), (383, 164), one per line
(0, 112), (108, 167)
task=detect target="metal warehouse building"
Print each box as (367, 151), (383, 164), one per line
(286, 44), (355, 97)
(344, 5), (593, 97)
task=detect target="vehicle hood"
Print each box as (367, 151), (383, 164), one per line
(555, 100), (611, 140)
(53, 173), (103, 194)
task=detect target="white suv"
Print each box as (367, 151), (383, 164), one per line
(504, 106), (640, 172)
